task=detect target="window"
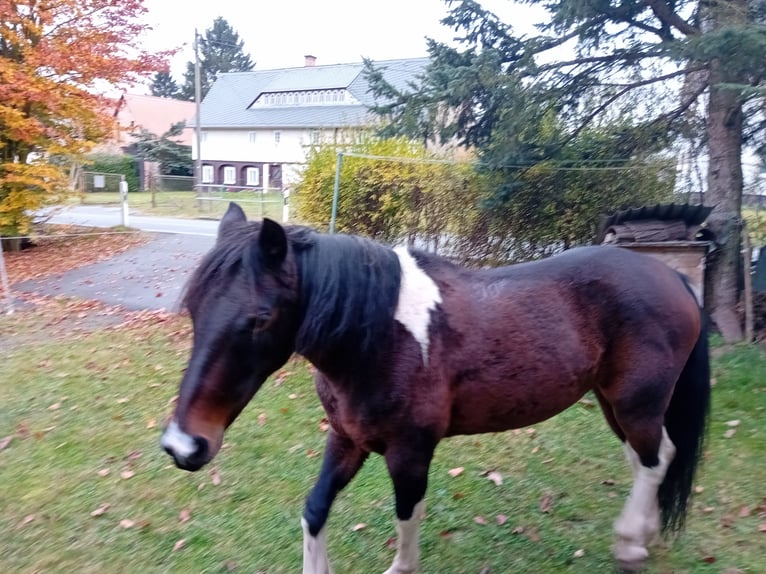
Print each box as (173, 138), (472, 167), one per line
(274, 131), (281, 145)
(223, 166), (236, 185)
(310, 130), (321, 145)
(201, 165), (213, 183)
(246, 167), (260, 186)
(248, 131), (257, 143)
(200, 131), (208, 142)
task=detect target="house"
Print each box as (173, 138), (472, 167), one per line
(99, 93), (196, 154)
(190, 56), (429, 191)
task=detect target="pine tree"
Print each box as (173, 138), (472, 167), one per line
(150, 70), (181, 99)
(180, 17), (254, 100)
(368, 0), (766, 341)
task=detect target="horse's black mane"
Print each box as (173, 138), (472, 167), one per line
(184, 222), (402, 367)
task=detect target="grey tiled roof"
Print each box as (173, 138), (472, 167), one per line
(191, 57), (429, 129)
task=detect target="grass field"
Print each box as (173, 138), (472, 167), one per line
(75, 191), (285, 222)
(1, 303), (765, 573)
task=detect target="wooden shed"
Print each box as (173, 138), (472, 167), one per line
(596, 204), (714, 304)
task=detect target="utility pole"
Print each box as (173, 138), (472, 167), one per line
(194, 28), (203, 195)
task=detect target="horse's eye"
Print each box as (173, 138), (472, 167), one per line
(251, 311), (272, 332)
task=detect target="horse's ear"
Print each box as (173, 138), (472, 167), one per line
(218, 202), (247, 240)
(257, 218), (288, 267)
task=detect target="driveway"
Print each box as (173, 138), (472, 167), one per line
(15, 232), (216, 311)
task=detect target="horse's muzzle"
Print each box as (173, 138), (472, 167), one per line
(160, 420), (210, 472)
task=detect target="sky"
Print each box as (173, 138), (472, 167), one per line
(139, 0), (524, 78)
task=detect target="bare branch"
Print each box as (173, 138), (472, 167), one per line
(641, 0), (700, 36)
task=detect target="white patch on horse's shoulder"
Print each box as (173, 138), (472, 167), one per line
(160, 420), (196, 458)
(393, 246), (442, 364)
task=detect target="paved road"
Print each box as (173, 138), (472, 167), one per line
(17, 207), (220, 311)
(43, 205), (221, 236)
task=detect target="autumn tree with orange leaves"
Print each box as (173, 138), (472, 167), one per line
(0, 0), (167, 243)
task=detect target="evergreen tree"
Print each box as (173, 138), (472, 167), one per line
(180, 17), (255, 100)
(133, 122), (193, 176)
(150, 71), (181, 99)
(367, 0), (766, 341)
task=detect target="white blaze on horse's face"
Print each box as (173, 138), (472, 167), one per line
(393, 246), (442, 364)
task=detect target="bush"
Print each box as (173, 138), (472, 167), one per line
(84, 153), (139, 192)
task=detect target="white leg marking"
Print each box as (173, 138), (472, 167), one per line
(393, 247), (442, 365)
(613, 427), (676, 566)
(383, 500), (425, 574)
(302, 518), (332, 574)
(160, 420), (196, 458)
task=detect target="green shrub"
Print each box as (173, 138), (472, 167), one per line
(84, 153), (140, 192)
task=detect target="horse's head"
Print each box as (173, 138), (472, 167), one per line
(161, 204), (301, 471)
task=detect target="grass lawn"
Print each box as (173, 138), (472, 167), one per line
(1, 304), (764, 573)
(75, 191), (285, 222)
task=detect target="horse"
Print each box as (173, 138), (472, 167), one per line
(161, 202), (710, 573)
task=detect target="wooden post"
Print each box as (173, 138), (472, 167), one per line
(743, 229), (754, 342)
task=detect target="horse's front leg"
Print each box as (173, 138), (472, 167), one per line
(303, 429), (368, 574)
(383, 437), (436, 574)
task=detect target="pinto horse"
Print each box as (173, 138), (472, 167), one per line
(161, 203), (710, 573)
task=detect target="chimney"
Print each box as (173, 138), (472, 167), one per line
(304, 54), (317, 67)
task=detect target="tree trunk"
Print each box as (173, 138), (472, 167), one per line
(704, 59), (744, 342)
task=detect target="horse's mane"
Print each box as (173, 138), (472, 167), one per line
(183, 222), (402, 367)
(294, 231), (401, 366)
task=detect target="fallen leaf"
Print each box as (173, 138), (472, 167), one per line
(487, 471), (503, 486)
(258, 412), (267, 426)
(119, 519), (135, 529)
(352, 523), (367, 531)
(759, 523), (766, 532)
(19, 514), (35, 527)
(724, 429), (737, 438)
(694, 485), (704, 494)
(526, 527), (541, 542)
(601, 479), (616, 486)
(288, 393), (298, 400)
(512, 526), (525, 534)
(452, 492), (465, 500)
(738, 506), (752, 518)
(120, 470), (135, 479)
(172, 538), (186, 551)
(224, 560), (237, 571)
(702, 556), (716, 564)
(146, 419), (156, 429)
(539, 492), (554, 514)
(318, 418), (330, 432)
(97, 468), (110, 477)
(573, 549), (585, 558)
(306, 449), (320, 458)
(210, 467), (222, 486)
(703, 506), (715, 513)
(448, 467), (464, 477)
(0, 436), (12, 450)
(473, 516), (487, 525)
(496, 514), (508, 525)
(179, 508), (191, 523)
(90, 504), (110, 517)
(48, 402), (61, 410)
(386, 536), (398, 548)
(126, 451), (142, 460)
(726, 419), (741, 427)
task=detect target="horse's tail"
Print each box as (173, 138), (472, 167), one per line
(658, 308), (711, 532)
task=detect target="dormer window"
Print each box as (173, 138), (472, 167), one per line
(251, 88), (354, 107)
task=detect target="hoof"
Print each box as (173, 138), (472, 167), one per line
(617, 558), (647, 573)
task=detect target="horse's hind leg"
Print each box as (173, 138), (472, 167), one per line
(302, 430), (368, 574)
(605, 389), (676, 572)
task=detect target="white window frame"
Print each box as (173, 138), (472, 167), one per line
(274, 131), (281, 145)
(248, 131), (257, 143)
(223, 165), (236, 185)
(245, 166), (260, 187)
(201, 164), (213, 184)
